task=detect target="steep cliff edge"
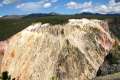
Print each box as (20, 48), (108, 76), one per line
(0, 19), (114, 80)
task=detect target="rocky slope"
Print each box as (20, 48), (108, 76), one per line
(95, 40), (120, 80)
(0, 19), (114, 80)
(94, 72), (120, 80)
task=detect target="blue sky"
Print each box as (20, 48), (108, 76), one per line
(0, 0), (120, 16)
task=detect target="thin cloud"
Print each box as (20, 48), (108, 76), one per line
(65, 0), (120, 14)
(65, 1), (93, 9)
(95, 0), (120, 14)
(17, 1), (43, 11)
(65, 1), (80, 9)
(51, 0), (58, 3)
(0, 4), (3, 7)
(2, 0), (16, 4)
(43, 3), (52, 8)
(16, 0), (58, 11)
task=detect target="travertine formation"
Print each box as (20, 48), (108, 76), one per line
(0, 19), (114, 80)
(0, 41), (7, 70)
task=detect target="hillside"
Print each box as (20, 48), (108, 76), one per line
(0, 14), (120, 40)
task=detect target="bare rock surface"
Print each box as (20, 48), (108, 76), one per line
(0, 41), (8, 71)
(0, 19), (114, 80)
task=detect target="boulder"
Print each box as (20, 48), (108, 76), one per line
(0, 19), (114, 80)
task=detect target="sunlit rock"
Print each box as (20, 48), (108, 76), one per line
(0, 19), (114, 80)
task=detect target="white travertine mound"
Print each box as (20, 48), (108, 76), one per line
(0, 19), (114, 80)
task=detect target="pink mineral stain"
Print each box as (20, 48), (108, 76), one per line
(0, 41), (8, 55)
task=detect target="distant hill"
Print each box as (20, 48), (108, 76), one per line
(0, 12), (60, 19)
(23, 12), (60, 18)
(1, 15), (24, 19)
(0, 12), (120, 40)
(24, 12), (120, 18)
(76, 12), (120, 16)
(0, 12), (120, 19)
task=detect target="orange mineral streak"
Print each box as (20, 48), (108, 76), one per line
(11, 50), (15, 58)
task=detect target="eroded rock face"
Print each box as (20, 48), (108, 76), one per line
(0, 41), (8, 70)
(0, 41), (7, 54)
(0, 19), (114, 80)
